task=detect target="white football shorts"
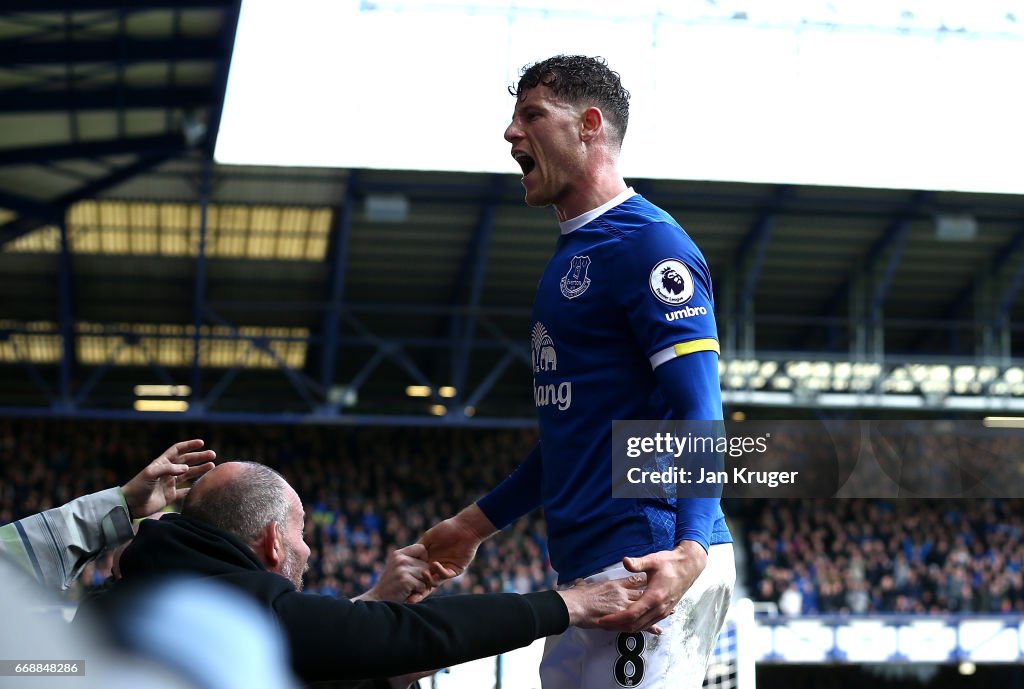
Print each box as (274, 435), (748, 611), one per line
(540, 543), (735, 689)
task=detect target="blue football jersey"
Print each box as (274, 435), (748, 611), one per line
(529, 189), (732, 581)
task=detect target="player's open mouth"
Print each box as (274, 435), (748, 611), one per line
(513, 152), (536, 178)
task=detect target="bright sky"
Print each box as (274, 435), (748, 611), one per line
(215, 0), (1024, 194)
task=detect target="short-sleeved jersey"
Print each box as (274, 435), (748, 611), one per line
(532, 190), (732, 581)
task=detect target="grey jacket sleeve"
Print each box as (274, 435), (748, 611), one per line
(0, 487), (135, 590)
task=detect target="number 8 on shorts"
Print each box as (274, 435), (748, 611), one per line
(614, 632), (646, 687)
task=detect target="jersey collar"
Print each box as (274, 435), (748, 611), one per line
(558, 187), (637, 235)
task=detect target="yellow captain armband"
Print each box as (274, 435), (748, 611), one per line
(649, 338), (720, 369)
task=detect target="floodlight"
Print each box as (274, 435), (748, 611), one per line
(134, 400), (189, 413)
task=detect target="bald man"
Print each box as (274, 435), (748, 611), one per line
(86, 461), (646, 685)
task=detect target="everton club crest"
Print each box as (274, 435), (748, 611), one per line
(559, 255), (592, 299)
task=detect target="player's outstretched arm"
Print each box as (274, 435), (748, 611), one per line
(355, 544), (435, 603)
(120, 439), (216, 519)
(413, 504), (497, 601)
(596, 540), (707, 633)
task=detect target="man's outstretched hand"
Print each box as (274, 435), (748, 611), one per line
(597, 541), (708, 633)
(558, 575), (649, 630)
(121, 439), (216, 519)
(356, 544), (435, 603)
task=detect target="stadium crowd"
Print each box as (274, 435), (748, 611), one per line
(741, 497), (1024, 615)
(2, 418), (1022, 615)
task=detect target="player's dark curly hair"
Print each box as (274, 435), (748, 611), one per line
(510, 55), (630, 146)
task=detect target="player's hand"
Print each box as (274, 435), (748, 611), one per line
(596, 541), (708, 633)
(558, 575), (649, 630)
(356, 544), (434, 603)
(121, 439), (216, 519)
(414, 505), (496, 600)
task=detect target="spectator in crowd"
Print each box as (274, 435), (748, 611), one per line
(0, 437), (299, 689)
(778, 581), (802, 616)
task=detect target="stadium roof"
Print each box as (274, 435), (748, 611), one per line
(0, 3), (1022, 424)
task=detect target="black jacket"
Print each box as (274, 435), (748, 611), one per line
(103, 514), (568, 683)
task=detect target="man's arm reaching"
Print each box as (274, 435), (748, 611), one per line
(281, 576), (646, 681)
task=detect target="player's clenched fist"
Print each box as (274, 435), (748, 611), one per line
(418, 518), (479, 579)
(414, 504), (497, 601)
